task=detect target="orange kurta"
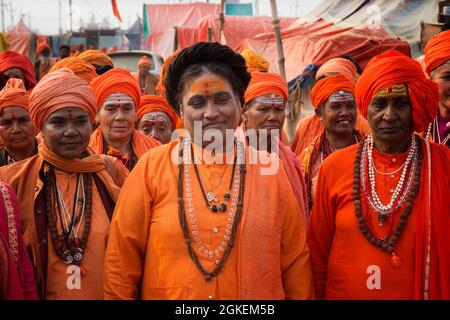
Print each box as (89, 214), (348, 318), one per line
(308, 139), (450, 299)
(45, 169), (110, 300)
(104, 139), (314, 300)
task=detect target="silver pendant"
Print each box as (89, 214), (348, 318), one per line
(65, 254), (74, 264)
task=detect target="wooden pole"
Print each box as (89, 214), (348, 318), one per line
(218, 0), (225, 44)
(69, 0), (73, 32)
(207, 27), (213, 42)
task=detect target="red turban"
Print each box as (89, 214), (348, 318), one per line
(78, 50), (113, 67)
(316, 57), (358, 83)
(89, 68), (140, 110)
(138, 56), (152, 68)
(310, 73), (355, 109)
(244, 71), (288, 104)
(137, 95), (178, 129)
(36, 43), (52, 56)
(0, 78), (29, 110)
(29, 68), (96, 129)
(0, 51), (36, 90)
(355, 50), (439, 133)
(424, 29), (450, 75)
(49, 56), (98, 84)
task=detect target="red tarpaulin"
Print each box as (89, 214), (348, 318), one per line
(5, 21), (32, 56)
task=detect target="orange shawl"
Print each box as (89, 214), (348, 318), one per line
(89, 127), (160, 159)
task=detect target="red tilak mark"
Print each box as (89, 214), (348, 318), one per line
(68, 109), (73, 121)
(190, 79), (225, 95)
(10, 112), (17, 121)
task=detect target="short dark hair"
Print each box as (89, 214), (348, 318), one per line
(164, 42), (251, 114)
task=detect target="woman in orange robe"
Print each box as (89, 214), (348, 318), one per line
(238, 71), (309, 224)
(104, 42), (314, 300)
(299, 74), (364, 209)
(89, 68), (160, 171)
(0, 68), (129, 299)
(308, 51), (450, 300)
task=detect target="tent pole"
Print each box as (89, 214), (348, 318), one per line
(218, 0), (225, 44)
(1, 0), (5, 32)
(69, 0), (73, 32)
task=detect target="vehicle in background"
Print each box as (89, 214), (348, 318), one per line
(108, 50), (163, 77)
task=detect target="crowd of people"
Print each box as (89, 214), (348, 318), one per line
(0, 25), (449, 300)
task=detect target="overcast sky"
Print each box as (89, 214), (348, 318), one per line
(2, 0), (320, 34)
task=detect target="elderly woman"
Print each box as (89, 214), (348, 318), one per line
(136, 95), (179, 144)
(299, 74), (364, 208)
(424, 29), (450, 147)
(308, 51), (450, 300)
(104, 42), (313, 300)
(0, 68), (128, 300)
(0, 79), (38, 166)
(0, 51), (36, 91)
(240, 71), (308, 222)
(89, 68), (160, 171)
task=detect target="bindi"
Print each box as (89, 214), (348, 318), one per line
(68, 109), (73, 121)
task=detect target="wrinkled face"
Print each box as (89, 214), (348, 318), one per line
(243, 94), (286, 134)
(3, 68), (25, 83)
(60, 48), (70, 59)
(138, 111), (173, 144)
(180, 71), (241, 148)
(97, 93), (136, 143)
(0, 106), (36, 152)
(367, 84), (412, 146)
(430, 61), (450, 114)
(318, 91), (357, 137)
(41, 107), (93, 159)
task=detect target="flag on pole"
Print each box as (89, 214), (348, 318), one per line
(111, 0), (122, 22)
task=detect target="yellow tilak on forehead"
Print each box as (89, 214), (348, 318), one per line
(373, 84), (408, 99)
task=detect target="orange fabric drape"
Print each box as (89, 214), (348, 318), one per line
(0, 78), (29, 110)
(137, 95), (179, 129)
(424, 29), (450, 75)
(0, 51), (36, 90)
(244, 71), (288, 104)
(49, 57), (98, 84)
(310, 73), (354, 109)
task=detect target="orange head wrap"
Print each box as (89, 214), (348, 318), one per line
(0, 51), (37, 90)
(29, 68), (96, 129)
(355, 50), (439, 133)
(156, 49), (181, 98)
(315, 57), (358, 83)
(49, 56), (98, 84)
(137, 95), (178, 129)
(424, 29), (450, 75)
(310, 73), (355, 109)
(240, 49), (270, 73)
(244, 71), (288, 104)
(0, 78), (29, 110)
(138, 55), (152, 68)
(77, 49), (114, 67)
(89, 68), (140, 110)
(36, 42), (52, 56)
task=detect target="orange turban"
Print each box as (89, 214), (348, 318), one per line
(29, 68), (96, 129)
(49, 56), (98, 84)
(77, 49), (114, 67)
(355, 50), (439, 133)
(240, 49), (270, 73)
(0, 78), (29, 110)
(310, 73), (355, 109)
(89, 68), (140, 110)
(0, 51), (36, 90)
(157, 49), (181, 98)
(244, 71), (288, 104)
(138, 56), (152, 68)
(137, 95), (179, 129)
(36, 43), (51, 56)
(424, 29), (450, 75)
(315, 57), (358, 83)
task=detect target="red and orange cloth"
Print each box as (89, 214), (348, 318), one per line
(240, 49), (270, 73)
(49, 56), (98, 84)
(355, 50), (439, 133)
(29, 68), (96, 129)
(310, 73), (355, 109)
(0, 78), (29, 110)
(424, 29), (450, 75)
(35, 43), (51, 56)
(244, 71), (288, 103)
(137, 95), (179, 129)
(0, 51), (36, 90)
(90, 68), (140, 109)
(315, 57), (358, 83)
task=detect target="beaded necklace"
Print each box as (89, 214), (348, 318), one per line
(44, 164), (93, 265)
(353, 136), (423, 267)
(177, 136), (246, 281)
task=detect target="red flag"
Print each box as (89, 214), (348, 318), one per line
(111, 0), (122, 22)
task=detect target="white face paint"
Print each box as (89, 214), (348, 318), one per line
(102, 93), (135, 108)
(253, 93), (286, 107)
(328, 90), (355, 104)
